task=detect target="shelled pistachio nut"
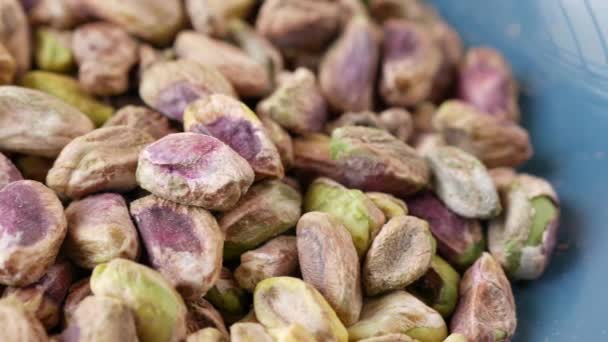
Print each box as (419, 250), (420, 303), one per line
(408, 255), (460, 317)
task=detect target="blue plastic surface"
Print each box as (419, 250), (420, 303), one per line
(430, 0), (608, 340)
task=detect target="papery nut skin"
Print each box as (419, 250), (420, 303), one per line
(185, 297), (228, 336)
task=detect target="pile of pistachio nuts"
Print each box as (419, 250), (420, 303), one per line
(0, 0), (560, 341)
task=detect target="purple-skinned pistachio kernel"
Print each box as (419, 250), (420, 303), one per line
(459, 47), (520, 122)
(136, 132), (254, 211)
(175, 31), (272, 98)
(65, 193), (140, 269)
(140, 59), (236, 122)
(433, 100), (532, 168)
(0, 180), (67, 286)
(256, 68), (328, 135)
(131, 195), (224, 299)
(293, 133), (344, 182)
(3, 260), (73, 330)
(450, 253), (516, 341)
(407, 192), (485, 269)
(183, 94), (284, 179)
(103, 105), (177, 140)
(0, 152), (23, 190)
(319, 16), (380, 113)
(380, 19), (442, 107)
(330, 126), (430, 197)
(46, 126), (155, 199)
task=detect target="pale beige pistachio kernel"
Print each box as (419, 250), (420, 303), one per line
(269, 324), (319, 342)
(46, 126), (154, 199)
(359, 334), (419, 342)
(65, 193), (139, 269)
(175, 31), (271, 97)
(103, 105), (177, 140)
(443, 334), (468, 342)
(234, 236), (299, 292)
(0, 298), (48, 342)
(297, 212), (362, 325)
(260, 116), (294, 170)
(450, 253), (516, 341)
(363, 216), (434, 296)
(0, 86), (94, 158)
(27, 0), (91, 29)
(187, 328), (228, 342)
(427, 146), (501, 219)
(0, 180), (67, 286)
(348, 291), (447, 342)
(0, 151), (22, 189)
(61, 295), (138, 342)
(63, 278), (92, 326)
(0, 0), (30, 75)
(366, 192), (408, 219)
(186, 0), (256, 37)
(131, 195), (223, 299)
(90, 258), (188, 342)
(0, 43), (15, 84)
(231, 323), (273, 342)
(488, 167), (517, 193)
(254, 277), (348, 342)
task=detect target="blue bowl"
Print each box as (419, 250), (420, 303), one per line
(430, 1), (608, 340)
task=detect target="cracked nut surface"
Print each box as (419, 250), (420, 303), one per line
(137, 132), (254, 211)
(0, 180), (67, 286)
(47, 126), (154, 199)
(131, 194), (223, 299)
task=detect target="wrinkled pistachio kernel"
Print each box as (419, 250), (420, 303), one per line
(205, 268), (250, 324)
(379, 108), (414, 142)
(103, 105), (177, 139)
(325, 111), (384, 135)
(380, 19), (442, 107)
(34, 28), (74, 73)
(488, 174), (559, 280)
(330, 126), (430, 196)
(137, 132), (254, 211)
(47, 126), (154, 199)
(183, 94), (284, 179)
(0, 0), (30, 75)
(293, 133), (344, 181)
(269, 323), (318, 342)
(231, 322), (273, 342)
(254, 277), (348, 342)
(3, 260), (72, 329)
(459, 47), (519, 122)
(257, 68), (328, 135)
(320, 16), (379, 112)
(61, 295), (138, 342)
(131, 195), (223, 299)
(220, 180), (301, 258)
(186, 297), (228, 336)
(406, 192), (485, 269)
(0, 180), (67, 286)
(0, 43), (15, 84)
(72, 22), (138, 96)
(348, 291), (447, 342)
(366, 192), (408, 219)
(443, 333), (468, 342)
(0, 86), (94, 157)
(139, 59), (236, 122)
(427, 146), (501, 219)
(187, 328), (228, 342)
(297, 212), (362, 325)
(304, 177), (385, 257)
(433, 100), (532, 168)
(359, 334), (418, 342)
(186, 0), (256, 37)
(176, 31), (271, 97)
(260, 115), (294, 170)
(90, 258), (188, 342)
(0, 298), (48, 341)
(14, 156), (53, 183)
(363, 216), (435, 296)
(228, 20), (284, 90)
(65, 193), (139, 269)
(408, 255), (460, 318)
(83, 0), (185, 45)
(450, 253), (516, 341)
(63, 277), (92, 325)
(21, 71), (114, 126)
(488, 167), (517, 193)
(234, 236), (299, 292)
(0, 152), (22, 189)
(255, 0), (340, 53)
